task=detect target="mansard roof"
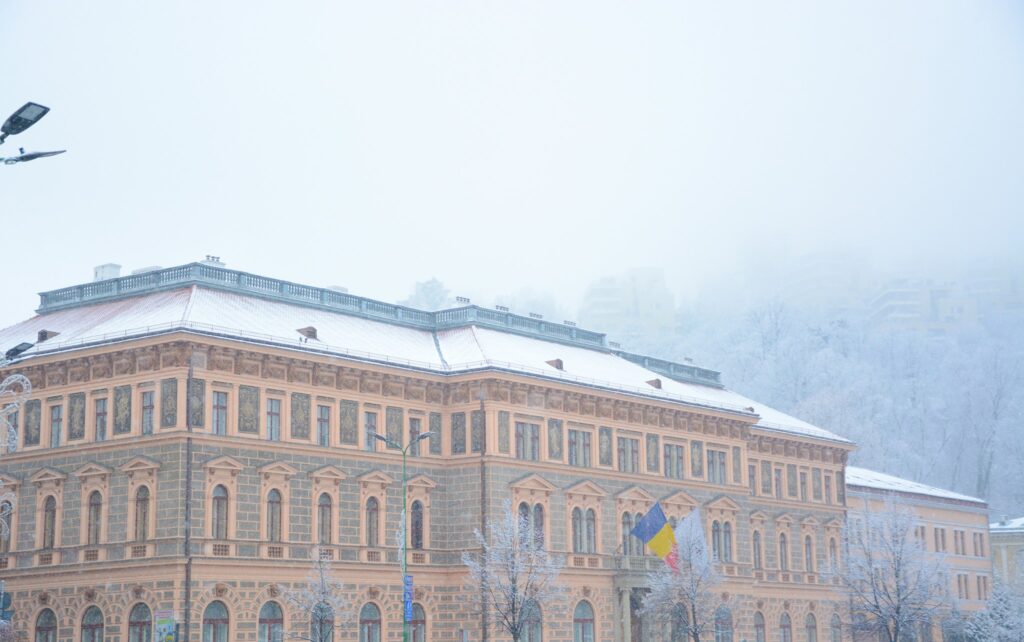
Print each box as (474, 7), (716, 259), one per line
(0, 261), (852, 445)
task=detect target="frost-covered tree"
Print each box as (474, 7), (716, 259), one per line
(400, 278), (452, 311)
(966, 580), (1024, 642)
(461, 501), (565, 642)
(639, 510), (721, 642)
(840, 500), (952, 642)
(284, 548), (353, 642)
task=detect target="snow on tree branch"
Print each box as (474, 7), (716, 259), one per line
(966, 579), (1024, 642)
(840, 498), (952, 642)
(461, 500), (566, 642)
(283, 547), (354, 642)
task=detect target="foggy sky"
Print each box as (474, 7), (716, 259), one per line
(2, 1), (1023, 330)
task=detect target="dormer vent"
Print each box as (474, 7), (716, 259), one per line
(495, 305), (509, 312)
(546, 359), (564, 371)
(456, 296), (470, 304)
(529, 312), (543, 319)
(646, 378), (662, 389)
(37, 329), (60, 343)
(297, 326), (318, 342)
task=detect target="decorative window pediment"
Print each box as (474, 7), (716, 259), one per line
(616, 486), (655, 513)
(358, 470), (395, 491)
(407, 474), (437, 491)
(565, 480), (607, 501)
(120, 456), (161, 476)
(662, 490), (698, 512)
(204, 456), (244, 476)
(775, 512), (795, 527)
(74, 463), (112, 482)
(824, 518), (842, 532)
(258, 461), (298, 481)
(801, 515), (820, 529)
(705, 495), (741, 517)
(749, 510), (769, 523)
(0, 473), (20, 492)
(509, 473), (556, 498)
(29, 468), (67, 489)
(310, 465), (347, 483)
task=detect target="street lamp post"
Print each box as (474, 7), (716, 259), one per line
(371, 430), (434, 642)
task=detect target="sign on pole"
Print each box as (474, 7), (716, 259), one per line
(403, 575), (414, 622)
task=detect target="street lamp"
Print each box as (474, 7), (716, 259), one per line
(0, 103), (50, 145)
(371, 430), (435, 642)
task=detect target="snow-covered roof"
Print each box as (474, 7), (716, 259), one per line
(2, 263), (854, 445)
(845, 466), (985, 504)
(990, 516), (1024, 532)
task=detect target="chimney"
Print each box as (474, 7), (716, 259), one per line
(201, 255), (225, 267)
(456, 296), (471, 305)
(37, 329), (60, 343)
(546, 359), (564, 371)
(93, 263), (121, 282)
(646, 378), (663, 389)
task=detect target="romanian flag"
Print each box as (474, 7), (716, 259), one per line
(629, 503), (680, 569)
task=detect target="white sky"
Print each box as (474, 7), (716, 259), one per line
(2, 1), (1022, 330)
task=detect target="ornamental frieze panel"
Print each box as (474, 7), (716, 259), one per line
(287, 365), (312, 385)
(359, 374), (382, 396)
(45, 364), (67, 387)
(383, 379), (404, 398)
(112, 352), (136, 376)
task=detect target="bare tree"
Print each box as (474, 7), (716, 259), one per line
(840, 499), (952, 642)
(461, 501), (565, 642)
(284, 548), (353, 642)
(639, 509), (722, 642)
(966, 579), (1024, 642)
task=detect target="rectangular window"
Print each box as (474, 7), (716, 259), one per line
(934, 528), (940, 552)
(824, 475), (833, 505)
(212, 392), (228, 435)
(812, 468), (823, 501)
(141, 392), (154, 435)
(732, 446), (742, 483)
(364, 411), (378, 451)
(707, 449), (727, 484)
(748, 463), (757, 495)
(50, 405), (63, 447)
(409, 417), (422, 456)
(787, 464), (798, 497)
(800, 472), (808, 502)
(266, 399), (281, 441)
(774, 468), (783, 499)
(836, 471), (845, 505)
(617, 437), (639, 473)
(568, 429), (592, 468)
(665, 444), (686, 480)
(691, 441), (704, 477)
(761, 460), (772, 495)
(317, 405), (331, 447)
(515, 422), (540, 461)
(95, 399), (108, 442)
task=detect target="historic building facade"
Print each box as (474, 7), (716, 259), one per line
(844, 467), (992, 640)
(0, 261), (983, 642)
(989, 516), (1024, 589)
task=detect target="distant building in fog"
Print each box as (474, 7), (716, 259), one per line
(867, 279), (979, 334)
(578, 268), (675, 348)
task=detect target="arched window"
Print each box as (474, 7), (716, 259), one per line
(203, 601), (229, 642)
(779, 613), (792, 642)
(572, 601), (595, 642)
(714, 607), (733, 642)
(722, 523), (732, 562)
(754, 612), (766, 642)
(572, 508), (583, 553)
(0, 501), (13, 553)
(359, 603), (381, 642)
(82, 606), (104, 642)
(42, 495), (57, 549)
(779, 533), (789, 570)
(712, 521), (721, 559)
(753, 531), (763, 569)
(87, 491), (103, 545)
(258, 602), (284, 642)
(135, 487), (151, 542)
(365, 498), (379, 547)
(622, 513), (635, 555)
(805, 536), (814, 572)
(129, 603), (153, 642)
(212, 485), (229, 540)
(266, 489), (283, 542)
(585, 509), (597, 553)
(523, 600), (543, 642)
(670, 603), (689, 642)
(411, 500), (424, 550)
(532, 504), (544, 549)
(410, 603), (426, 642)
(310, 602), (333, 642)
(635, 513), (645, 555)
(35, 609), (57, 642)
(829, 538), (838, 572)
(805, 614), (817, 642)
(830, 614), (842, 642)
(317, 493), (332, 545)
